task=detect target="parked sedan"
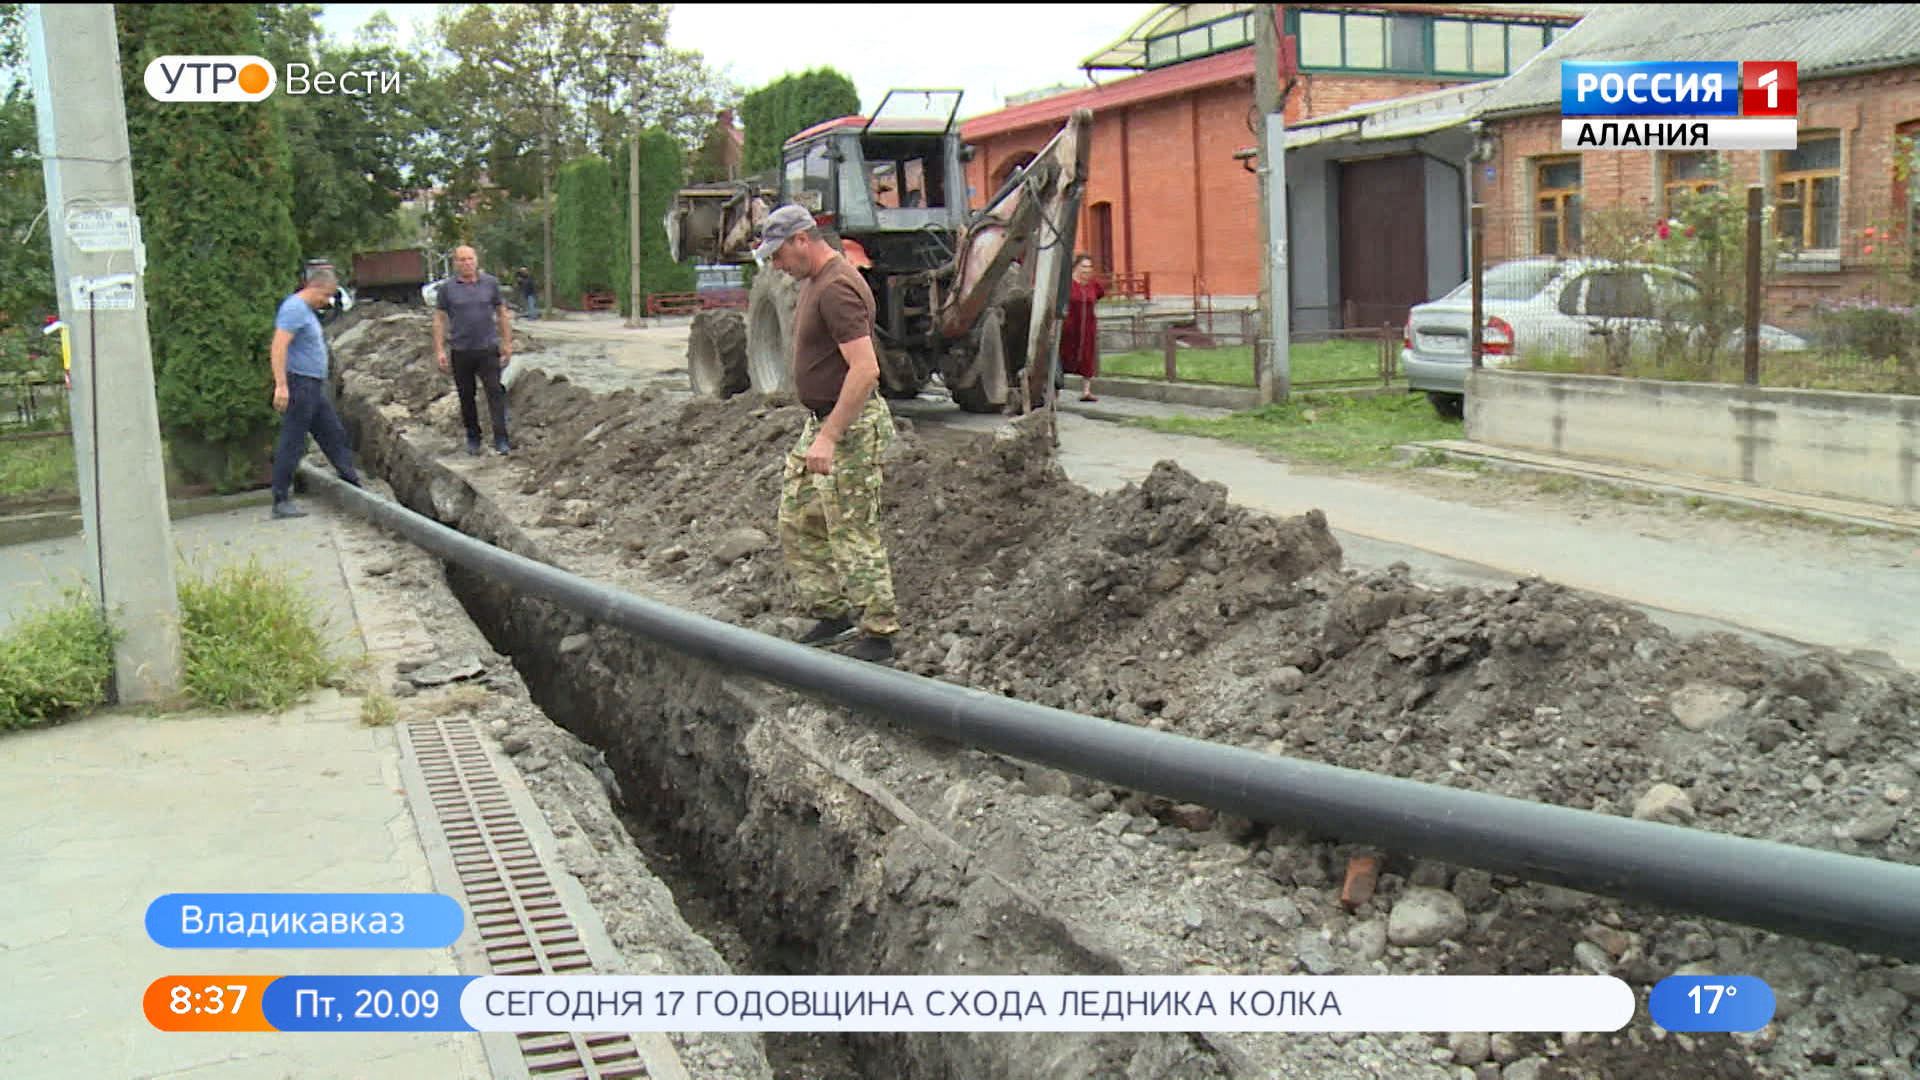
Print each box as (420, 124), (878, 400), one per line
(1401, 258), (1808, 418)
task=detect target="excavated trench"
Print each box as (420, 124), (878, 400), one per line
(327, 308), (1920, 1080)
(348, 399), (1235, 1080)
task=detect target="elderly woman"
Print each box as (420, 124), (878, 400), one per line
(1059, 253), (1105, 401)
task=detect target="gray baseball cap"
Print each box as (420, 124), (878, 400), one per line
(752, 204), (816, 262)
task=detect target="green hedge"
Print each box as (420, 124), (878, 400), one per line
(118, 3), (301, 490)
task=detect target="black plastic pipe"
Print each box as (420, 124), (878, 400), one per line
(305, 464), (1920, 961)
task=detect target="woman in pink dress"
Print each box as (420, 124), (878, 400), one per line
(1059, 253), (1105, 401)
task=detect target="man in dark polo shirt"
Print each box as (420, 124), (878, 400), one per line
(432, 245), (514, 455)
(757, 204), (899, 664)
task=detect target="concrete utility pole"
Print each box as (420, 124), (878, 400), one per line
(26, 3), (181, 703)
(625, 31), (645, 328)
(1255, 4), (1292, 404)
(540, 102), (555, 317)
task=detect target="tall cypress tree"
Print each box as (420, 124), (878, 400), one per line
(118, 3), (301, 490)
(554, 155), (619, 304)
(739, 68), (860, 178)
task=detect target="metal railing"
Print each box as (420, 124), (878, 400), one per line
(1096, 309), (1400, 390)
(301, 460), (1920, 961)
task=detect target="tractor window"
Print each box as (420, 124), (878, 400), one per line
(785, 142), (833, 213)
(869, 156), (939, 207)
(864, 140), (948, 210)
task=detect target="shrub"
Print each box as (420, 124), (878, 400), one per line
(178, 557), (342, 712)
(1811, 299), (1920, 360)
(0, 590), (115, 730)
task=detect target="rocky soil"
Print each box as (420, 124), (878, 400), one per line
(330, 309), (1920, 1080)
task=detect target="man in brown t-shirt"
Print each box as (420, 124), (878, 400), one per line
(755, 205), (900, 663)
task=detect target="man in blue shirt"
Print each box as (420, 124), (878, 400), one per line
(268, 267), (361, 519)
(432, 245), (515, 455)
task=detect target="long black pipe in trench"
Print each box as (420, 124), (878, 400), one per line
(303, 464), (1920, 962)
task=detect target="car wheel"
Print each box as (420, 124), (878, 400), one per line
(1427, 391), (1464, 420)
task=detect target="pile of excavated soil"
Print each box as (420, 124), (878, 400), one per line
(335, 313), (1920, 1079)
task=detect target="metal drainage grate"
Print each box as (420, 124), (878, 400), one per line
(408, 716), (652, 1080)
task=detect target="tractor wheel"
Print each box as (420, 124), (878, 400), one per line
(746, 271), (800, 398)
(949, 307), (1009, 414)
(687, 309), (749, 399)
(950, 277), (1033, 414)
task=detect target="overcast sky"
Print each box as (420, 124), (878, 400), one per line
(314, 3), (1160, 118)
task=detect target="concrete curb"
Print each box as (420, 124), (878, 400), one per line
(1087, 376), (1412, 412)
(1401, 440), (1920, 538)
(0, 488), (276, 547)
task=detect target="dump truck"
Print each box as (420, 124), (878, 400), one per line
(667, 89), (1092, 413)
(351, 248), (437, 305)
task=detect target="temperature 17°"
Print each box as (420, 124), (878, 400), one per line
(1688, 984), (1737, 1014)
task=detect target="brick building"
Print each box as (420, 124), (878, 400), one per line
(1471, 4), (1920, 326)
(958, 3), (1584, 309)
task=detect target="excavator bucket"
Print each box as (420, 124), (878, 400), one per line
(667, 184), (769, 266)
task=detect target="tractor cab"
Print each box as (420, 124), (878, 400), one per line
(780, 89), (969, 266)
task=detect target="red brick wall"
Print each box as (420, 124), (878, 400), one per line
(1482, 66), (1920, 326)
(965, 72), (1470, 298)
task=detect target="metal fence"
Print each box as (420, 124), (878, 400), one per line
(1095, 307), (1399, 390)
(1459, 190), (1920, 396)
(0, 376), (66, 430)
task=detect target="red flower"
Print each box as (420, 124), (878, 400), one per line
(1684, 225), (1696, 237)
(1865, 244), (1876, 255)
(1656, 222), (1671, 240)
(1864, 226), (1878, 239)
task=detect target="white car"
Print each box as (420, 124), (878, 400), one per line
(1401, 258), (1809, 417)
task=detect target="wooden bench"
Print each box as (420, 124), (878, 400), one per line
(581, 291), (618, 312)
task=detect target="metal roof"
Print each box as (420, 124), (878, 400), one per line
(1478, 2), (1920, 116)
(1081, 2), (1593, 70)
(1285, 79), (1500, 147)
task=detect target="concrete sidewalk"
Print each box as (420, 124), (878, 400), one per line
(0, 504), (494, 1079)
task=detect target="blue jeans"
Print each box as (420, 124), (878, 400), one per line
(271, 374), (359, 501)
(522, 292), (538, 319)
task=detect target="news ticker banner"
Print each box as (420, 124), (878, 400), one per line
(142, 974), (1776, 1035)
(1559, 60), (1800, 150)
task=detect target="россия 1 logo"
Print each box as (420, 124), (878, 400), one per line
(144, 55), (276, 102)
(1560, 60), (1798, 151)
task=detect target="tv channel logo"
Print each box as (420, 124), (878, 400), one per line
(1561, 61), (1797, 118)
(1741, 61), (1797, 117)
(144, 56), (277, 102)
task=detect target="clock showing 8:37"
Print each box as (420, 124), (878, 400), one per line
(144, 976), (277, 1032)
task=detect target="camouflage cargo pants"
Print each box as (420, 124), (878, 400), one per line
(777, 394), (900, 637)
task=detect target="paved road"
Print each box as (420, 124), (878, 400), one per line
(891, 397), (1919, 671)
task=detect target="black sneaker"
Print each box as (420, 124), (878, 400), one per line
(465, 435), (482, 456)
(271, 500), (308, 520)
(798, 617), (856, 646)
(844, 634), (894, 664)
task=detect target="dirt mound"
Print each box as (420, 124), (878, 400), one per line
(339, 321), (1920, 860)
(332, 316), (1920, 1077)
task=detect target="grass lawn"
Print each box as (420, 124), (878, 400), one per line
(1513, 350), (1920, 396)
(0, 435), (76, 499)
(1101, 338), (1386, 387)
(1134, 390), (1462, 469)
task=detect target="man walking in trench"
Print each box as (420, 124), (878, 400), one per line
(267, 266), (360, 519)
(756, 205), (900, 664)
(433, 245), (514, 455)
